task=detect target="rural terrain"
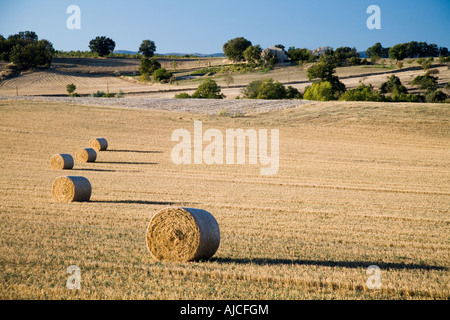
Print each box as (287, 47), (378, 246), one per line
(0, 96), (448, 299)
(1, 57), (449, 99)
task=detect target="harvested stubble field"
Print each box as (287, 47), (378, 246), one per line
(0, 98), (449, 299)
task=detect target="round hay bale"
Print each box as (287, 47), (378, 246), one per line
(146, 207), (220, 262)
(75, 148), (97, 163)
(89, 138), (108, 151)
(52, 176), (91, 203)
(50, 154), (74, 170)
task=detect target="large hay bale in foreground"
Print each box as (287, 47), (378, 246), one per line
(76, 148), (97, 163)
(146, 207), (220, 262)
(89, 138), (108, 151)
(50, 154), (74, 170)
(52, 176), (91, 203)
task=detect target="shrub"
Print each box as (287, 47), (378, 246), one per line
(192, 79), (224, 99)
(242, 80), (263, 99)
(303, 81), (334, 101)
(424, 90), (447, 103)
(390, 88), (422, 102)
(153, 68), (173, 83)
(90, 90), (105, 97)
(256, 79), (287, 99)
(380, 75), (407, 94)
(338, 84), (385, 102)
(411, 74), (438, 90)
(286, 86), (302, 99)
(174, 93), (191, 99)
(115, 90), (124, 98)
(242, 79), (299, 100)
(66, 83), (76, 96)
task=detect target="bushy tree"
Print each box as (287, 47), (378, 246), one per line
(242, 80), (263, 99)
(424, 90), (447, 103)
(89, 36), (115, 57)
(389, 44), (408, 61)
(243, 45), (262, 65)
(1, 31), (53, 69)
(66, 83), (76, 95)
(10, 39), (54, 69)
(223, 37), (252, 62)
(332, 46), (360, 66)
(307, 58), (345, 97)
(242, 79), (300, 100)
(192, 79), (224, 99)
(286, 86), (302, 99)
(338, 84), (385, 102)
(256, 79), (287, 99)
(380, 75), (407, 94)
(153, 68), (173, 83)
(287, 47), (315, 64)
(139, 40), (156, 58)
(390, 88), (422, 103)
(303, 81), (334, 101)
(139, 57), (161, 77)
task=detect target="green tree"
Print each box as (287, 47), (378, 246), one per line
(139, 40), (156, 58)
(192, 79), (224, 99)
(139, 57), (161, 77)
(223, 37), (252, 62)
(380, 75), (408, 94)
(339, 84), (385, 102)
(389, 43), (407, 61)
(256, 79), (287, 99)
(303, 81), (334, 101)
(424, 90), (447, 103)
(307, 58), (345, 96)
(411, 74), (438, 90)
(66, 83), (76, 95)
(243, 45), (262, 65)
(286, 86), (302, 99)
(287, 47), (315, 64)
(10, 39), (54, 69)
(153, 68), (173, 83)
(88, 36), (115, 57)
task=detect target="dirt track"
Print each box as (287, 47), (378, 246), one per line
(0, 95), (311, 115)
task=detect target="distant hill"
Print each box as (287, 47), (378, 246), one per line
(358, 51), (368, 58)
(113, 50), (225, 58)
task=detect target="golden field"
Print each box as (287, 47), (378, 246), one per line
(0, 99), (449, 299)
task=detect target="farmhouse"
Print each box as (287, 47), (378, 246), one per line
(262, 46), (288, 63)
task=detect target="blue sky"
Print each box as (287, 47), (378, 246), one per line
(0, 0), (449, 53)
